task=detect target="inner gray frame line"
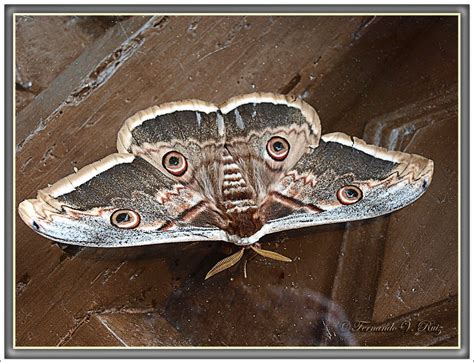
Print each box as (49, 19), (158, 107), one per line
(5, 4), (469, 359)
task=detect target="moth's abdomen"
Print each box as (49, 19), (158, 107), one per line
(220, 148), (262, 237)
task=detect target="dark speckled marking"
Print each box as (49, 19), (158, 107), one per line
(129, 103), (312, 147)
(223, 103), (311, 138)
(295, 140), (397, 181)
(130, 110), (222, 145)
(57, 157), (176, 210)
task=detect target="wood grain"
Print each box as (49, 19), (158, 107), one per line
(15, 15), (459, 347)
(15, 16), (128, 113)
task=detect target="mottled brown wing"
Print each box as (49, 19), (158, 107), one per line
(19, 100), (229, 247)
(219, 93), (321, 196)
(251, 133), (434, 241)
(18, 154), (227, 247)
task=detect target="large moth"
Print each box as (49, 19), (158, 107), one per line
(18, 93), (434, 279)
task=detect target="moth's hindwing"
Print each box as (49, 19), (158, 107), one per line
(256, 132), (433, 240)
(19, 153), (227, 247)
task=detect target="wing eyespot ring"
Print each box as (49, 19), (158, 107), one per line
(111, 209), (141, 229)
(162, 151), (188, 176)
(337, 185), (363, 205)
(267, 136), (290, 161)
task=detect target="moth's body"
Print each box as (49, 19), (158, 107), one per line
(194, 143), (317, 241)
(190, 143), (284, 239)
(218, 146), (262, 237)
(19, 93), (434, 277)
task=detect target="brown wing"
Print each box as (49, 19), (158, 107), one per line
(255, 133), (433, 239)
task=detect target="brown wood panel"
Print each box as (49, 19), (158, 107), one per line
(14, 15), (459, 347)
(335, 17), (458, 323)
(294, 16), (441, 136)
(163, 227), (344, 346)
(324, 17), (458, 346)
(373, 103), (458, 321)
(62, 315), (123, 347)
(96, 312), (192, 346)
(15, 16), (132, 114)
(354, 296), (458, 346)
(16, 15), (152, 151)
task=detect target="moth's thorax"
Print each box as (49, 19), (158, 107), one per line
(218, 147), (263, 237)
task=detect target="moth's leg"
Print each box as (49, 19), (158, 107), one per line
(250, 245), (292, 262)
(205, 244), (292, 280)
(205, 247), (245, 280)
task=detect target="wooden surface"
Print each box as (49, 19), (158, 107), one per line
(15, 15), (459, 347)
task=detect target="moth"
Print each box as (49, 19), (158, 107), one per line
(18, 93), (434, 279)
